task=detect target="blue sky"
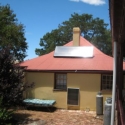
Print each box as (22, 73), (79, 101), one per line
(0, 0), (110, 60)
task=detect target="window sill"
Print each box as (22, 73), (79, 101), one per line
(53, 89), (67, 91)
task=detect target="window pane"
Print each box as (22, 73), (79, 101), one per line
(107, 76), (110, 80)
(64, 80), (66, 84)
(102, 74), (113, 90)
(55, 73), (67, 89)
(64, 75), (66, 79)
(103, 76), (106, 79)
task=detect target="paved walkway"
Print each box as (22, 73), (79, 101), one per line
(14, 108), (103, 125)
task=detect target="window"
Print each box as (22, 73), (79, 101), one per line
(55, 73), (67, 90)
(124, 75), (125, 88)
(67, 88), (79, 105)
(101, 74), (113, 90)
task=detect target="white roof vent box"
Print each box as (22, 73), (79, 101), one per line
(54, 46), (94, 58)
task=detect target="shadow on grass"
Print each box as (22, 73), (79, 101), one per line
(11, 106), (57, 124)
(12, 112), (41, 125)
(26, 106), (57, 112)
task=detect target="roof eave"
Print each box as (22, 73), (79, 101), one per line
(24, 69), (113, 73)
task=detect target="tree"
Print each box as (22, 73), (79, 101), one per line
(35, 29), (72, 56)
(35, 13), (111, 56)
(0, 47), (34, 108)
(0, 4), (28, 61)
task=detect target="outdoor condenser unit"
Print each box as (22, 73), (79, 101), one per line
(67, 88), (79, 106)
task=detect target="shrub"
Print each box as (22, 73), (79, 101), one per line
(0, 97), (13, 125)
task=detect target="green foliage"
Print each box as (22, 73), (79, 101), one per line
(0, 47), (34, 108)
(0, 47), (34, 124)
(35, 13), (111, 56)
(0, 4), (28, 61)
(0, 97), (13, 125)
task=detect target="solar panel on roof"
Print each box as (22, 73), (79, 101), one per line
(54, 46), (94, 58)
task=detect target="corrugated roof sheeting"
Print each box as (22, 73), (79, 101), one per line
(20, 37), (125, 71)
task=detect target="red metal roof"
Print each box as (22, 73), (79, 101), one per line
(20, 37), (125, 71)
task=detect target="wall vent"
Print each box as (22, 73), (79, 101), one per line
(67, 88), (79, 106)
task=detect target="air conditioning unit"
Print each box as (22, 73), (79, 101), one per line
(67, 88), (79, 106)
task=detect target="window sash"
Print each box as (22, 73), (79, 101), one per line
(101, 74), (113, 90)
(55, 73), (67, 89)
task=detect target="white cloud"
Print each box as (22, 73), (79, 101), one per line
(69, 0), (105, 5)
